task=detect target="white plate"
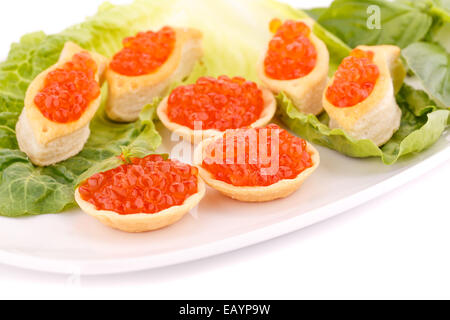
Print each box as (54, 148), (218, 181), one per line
(0, 124), (448, 275)
(1, 0), (449, 275)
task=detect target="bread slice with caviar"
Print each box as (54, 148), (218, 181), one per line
(105, 27), (203, 123)
(258, 18), (329, 115)
(323, 45), (406, 146)
(16, 42), (107, 166)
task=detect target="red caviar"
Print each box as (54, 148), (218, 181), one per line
(202, 124), (313, 187)
(167, 76), (264, 131)
(110, 27), (176, 76)
(264, 19), (317, 80)
(34, 52), (100, 123)
(78, 155), (199, 215)
(326, 49), (380, 108)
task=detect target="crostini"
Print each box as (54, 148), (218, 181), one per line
(193, 124), (320, 202)
(258, 18), (329, 115)
(75, 154), (205, 233)
(105, 27), (203, 122)
(157, 76), (276, 144)
(323, 45), (406, 146)
(16, 42), (107, 166)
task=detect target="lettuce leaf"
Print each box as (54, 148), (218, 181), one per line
(428, 0), (450, 22)
(277, 92), (449, 165)
(305, 8), (327, 21)
(403, 42), (450, 107)
(318, 0), (433, 49)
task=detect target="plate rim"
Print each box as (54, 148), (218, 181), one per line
(1, 144), (449, 275)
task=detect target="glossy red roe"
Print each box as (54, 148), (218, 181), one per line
(110, 27), (176, 76)
(78, 155), (199, 215)
(167, 76), (265, 131)
(202, 124), (313, 187)
(34, 52), (100, 123)
(264, 19), (317, 80)
(326, 49), (380, 108)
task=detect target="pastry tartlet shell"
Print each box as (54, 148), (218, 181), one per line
(16, 42), (107, 166)
(258, 18), (329, 116)
(193, 135), (320, 202)
(157, 86), (277, 144)
(105, 28), (203, 122)
(75, 178), (206, 233)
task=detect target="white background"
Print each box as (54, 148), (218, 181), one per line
(0, 0), (449, 300)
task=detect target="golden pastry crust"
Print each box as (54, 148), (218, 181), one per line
(105, 28), (203, 122)
(157, 86), (277, 144)
(258, 18), (329, 115)
(16, 111), (91, 166)
(20, 42), (107, 146)
(75, 178), (206, 233)
(16, 42), (107, 166)
(323, 45), (405, 146)
(193, 135), (320, 202)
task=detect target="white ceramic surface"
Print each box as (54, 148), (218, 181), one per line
(0, 123), (448, 275)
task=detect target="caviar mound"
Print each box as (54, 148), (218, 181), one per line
(78, 155), (200, 215)
(110, 27), (176, 76)
(264, 19), (317, 81)
(34, 52), (100, 123)
(201, 124), (313, 187)
(326, 49), (380, 108)
(167, 76), (264, 131)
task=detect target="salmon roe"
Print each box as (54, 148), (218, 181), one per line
(202, 124), (313, 187)
(167, 76), (264, 131)
(110, 27), (176, 76)
(326, 49), (380, 108)
(264, 19), (317, 80)
(34, 52), (100, 123)
(78, 155), (199, 215)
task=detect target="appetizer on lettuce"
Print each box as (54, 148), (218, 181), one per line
(106, 27), (203, 122)
(16, 42), (107, 166)
(259, 18), (329, 115)
(323, 46), (405, 146)
(194, 124), (320, 202)
(157, 76), (276, 143)
(75, 154), (205, 233)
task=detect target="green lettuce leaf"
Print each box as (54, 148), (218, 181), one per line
(428, 0), (450, 22)
(318, 0), (433, 49)
(398, 84), (442, 117)
(277, 92), (449, 165)
(305, 8), (327, 21)
(403, 42), (450, 107)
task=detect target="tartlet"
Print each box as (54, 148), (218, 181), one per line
(75, 155), (206, 233)
(193, 125), (320, 202)
(258, 18), (329, 115)
(105, 27), (203, 122)
(157, 77), (277, 144)
(323, 45), (406, 146)
(16, 41), (107, 166)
